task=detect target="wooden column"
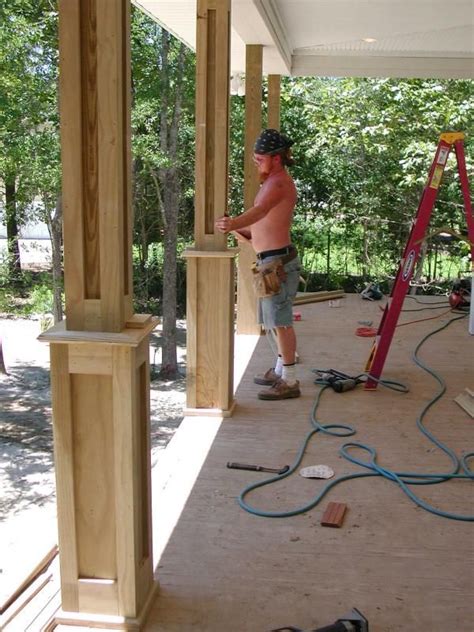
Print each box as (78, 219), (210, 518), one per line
(184, 0), (236, 416)
(267, 74), (281, 130)
(40, 1), (158, 627)
(235, 44), (263, 335)
(60, 0), (134, 333)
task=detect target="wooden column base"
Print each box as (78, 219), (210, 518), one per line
(183, 399), (237, 418)
(184, 249), (237, 414)
(53, 580), (159, 630)
(39, 318), (158, 627)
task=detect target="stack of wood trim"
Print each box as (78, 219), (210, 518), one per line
(0, 547), (59, 631)
(293, 290), (345, 306)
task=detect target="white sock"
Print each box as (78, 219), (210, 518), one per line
(275, 355), (283, 376)
(282, 363), (296, 384)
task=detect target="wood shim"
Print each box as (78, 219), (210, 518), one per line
(126, 313), (153, 329)
(321, 502), (347, 528)
(454, 388), (474, 418)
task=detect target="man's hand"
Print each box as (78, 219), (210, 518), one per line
(215, 215), (234, 233)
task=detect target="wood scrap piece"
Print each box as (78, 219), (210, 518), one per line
(321, 502), (347, 528)
(454, 388), (474, 418)
(0, 571), (52, 630)
(126, 313), (153, 329)
(295, 290), (343, 299)
(295, 295), (345, 306)
(294, 290), (345, 306)
(0, 545), (58, 615)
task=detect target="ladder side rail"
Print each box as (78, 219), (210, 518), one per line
(389, 187), (432, 296)
(454, 139), (474, 261)
(387, 139), (453, 298)
(367, 185), (435, 372)
(365, 140), (452, 388)
(365, 188), (441, 388)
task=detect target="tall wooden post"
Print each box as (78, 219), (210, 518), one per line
(39, 1), (157, 628)
(184, 0), (236, 416)
(235, 44), (263, 335)
(267, 74), (281, 130)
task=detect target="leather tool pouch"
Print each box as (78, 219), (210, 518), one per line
(252, 260), (287, 298)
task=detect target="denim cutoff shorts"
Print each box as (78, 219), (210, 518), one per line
(257, 255), (301, 330)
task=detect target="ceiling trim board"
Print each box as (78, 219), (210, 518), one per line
(292, 54), (474, 80)
(253, 0), (292, 73)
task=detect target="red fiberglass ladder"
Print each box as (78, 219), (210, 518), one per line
(365, 132), (474, 390)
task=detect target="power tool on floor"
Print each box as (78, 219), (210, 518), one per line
(313, 369), (363, 393)
(271, 608), (369, 632)
(448, 277), (471, 310)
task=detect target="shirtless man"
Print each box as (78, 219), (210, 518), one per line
(215, 129), (301, 400)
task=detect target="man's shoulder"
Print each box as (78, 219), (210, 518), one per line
(266, 170), (295, 189)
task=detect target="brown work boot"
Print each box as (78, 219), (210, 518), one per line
(254, 367), (280, 386)
(258, 378), (301, 400)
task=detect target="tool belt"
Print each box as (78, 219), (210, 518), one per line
(252, 260), (287, 297)
(251, 246), (297, 298)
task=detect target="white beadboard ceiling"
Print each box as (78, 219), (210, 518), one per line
(133, 0), (474, 79)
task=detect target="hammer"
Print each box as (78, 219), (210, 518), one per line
(227, 462), (290, 475)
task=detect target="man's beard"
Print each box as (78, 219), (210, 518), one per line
(259, 170), (270, 183)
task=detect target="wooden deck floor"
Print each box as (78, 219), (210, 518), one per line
(145, 294), (473, 632)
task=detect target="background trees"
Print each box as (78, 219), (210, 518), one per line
(282, 77), (473, 289)
(1, 4), (473, 332)
(0, 0), (61, 317)
(131, 8), (195, 378)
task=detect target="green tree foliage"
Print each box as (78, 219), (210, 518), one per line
(1, 1), (472, 320)
(131, 8), (196, 377)
(131, 8), (195, 314)
(0, 0), (61, 314)
(281, 77), (473, 286)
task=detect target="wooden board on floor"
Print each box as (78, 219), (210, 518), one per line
(454, 388), (474, 417)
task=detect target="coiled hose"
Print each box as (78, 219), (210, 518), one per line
(238, 313), (473, 521)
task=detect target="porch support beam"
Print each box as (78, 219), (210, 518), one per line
(184, 0), (236, 415)
(236, 44), (263, 335)
(41, 1), (157, 627)
(267, 74), (281, 130)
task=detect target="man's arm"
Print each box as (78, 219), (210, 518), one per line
(215, 179), (285, 233)
(231, 228), (251, 243)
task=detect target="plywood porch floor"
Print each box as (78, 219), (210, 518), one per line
(145, 294), (473, 632)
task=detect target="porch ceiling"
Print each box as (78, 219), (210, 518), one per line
(133, 0), (474, 79)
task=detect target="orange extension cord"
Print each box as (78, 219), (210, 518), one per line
(355, 306), (454, 337)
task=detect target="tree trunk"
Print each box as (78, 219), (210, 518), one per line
(410, 240), (428, 295)
(5, 179), (21, 281)
(427, 245), (432, 281)
(156, 34), (186, 380)
(0, 337), (8, 375)
(362, 219), (369, 280)
(326, 226), (331, 289)
(49, 196), (63, 322)
(433, 242), (439, 280)
(160, 201), (179, 379)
